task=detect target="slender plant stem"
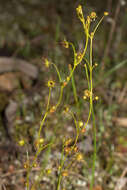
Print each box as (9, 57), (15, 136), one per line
(26, 151), (30, 190)
(57, 110), (79, 190)
(57, 143), (66, 190)
(82, 105), (91, 130)
(93, 16), (104, 36)
(52, 63), (62, 82)
(90, 104), (97, 190)
(70, 111), (79, 149)
(38, 112), (48, 140)
(71, 70), (80, 116)
(30, 143), (53, 189)
(89, 36), (97, 190)
(46, 87), (51, 111)
(38, 87), (51, 139)
(84, 63), (90, 89)
(56, 86), (64, 109)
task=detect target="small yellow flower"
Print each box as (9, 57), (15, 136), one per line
(94, 63), (98, 67)
(76, 153), (83, 161)
(63, 81), (67, 87)
(64, 138), (72, 146)
(83, 95), (87, 100)
(90, 12), (97, 20)
(64, 147), (71, 153)
(62, 40), (69, 48)
(94, 96), (99, 101)
(66, 76), (70, 82)
(76, 52), (82, 62)
(63, 106), (69, 113)
(34, 138), (44, 149)
(18, 140), (25, 146)
(84, 89), (91, 97)
(24, 161), (29, 169)
(43, 58), (51, 68)
(104, 12), (109, 16)
(81, 128), (86, 133)
(46, 169), (52, 174)
(50, 106), (56, 113)
(74, 146), (78, 152)
(33, 162), (37, 168)
(47, 80), (55, 88)
(39, 138), (44, 144)
(62, 170), (68, 177)
(79, 121), (83, 128)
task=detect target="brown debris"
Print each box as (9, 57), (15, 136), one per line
(0, 73), (19, 92)
(0, 57), (38, 79)
(113, 117), (127, 127)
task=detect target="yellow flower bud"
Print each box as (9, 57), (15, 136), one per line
(74, 146), (78, 152)
(24, 161), (29, 169)
(91, 32), (94, 37)
(83, 95), (87, 100)
(62, 170), (68, 177)
(81, 128), (86, 133)
(94, 96), (99, 100)
(39, 138), (44, 144)
(50, 106), (56, 113)
(104, 12), (109, 16)
(66, 77), (70, 82)
(84, 89), (91, 97)
(76, 52), (82, 62)
(79, 121), (83, 128)
(33, 162), (37, 168)
(94, 63), (98, 67)
(64, 147), (71, 153)
(18, 140), (25, 146)
(76, 5), (84, 22)
(76, 153), (83, 161)
(63, 106), (69, 113)
(62, 40), (69, 48)
(43, 58), (51, 68)
(46, 169), (52, 174)
(64, 138), (72, 146)
(34, 138), (44, 149)
(76, 5), (83, 15)
(63, 81), (67, 87)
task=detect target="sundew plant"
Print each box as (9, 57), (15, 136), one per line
(19, 4), (109, 190)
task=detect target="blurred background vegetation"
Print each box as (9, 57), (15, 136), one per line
(0, 0), (127, 190)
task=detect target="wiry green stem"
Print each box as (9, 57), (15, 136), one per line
(57, 142), (66, 190)
(89, 36), (97, 190)
(55, 86), (64, 109)
(38, 87), (51, 139)
(71, 69), (80, 116)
